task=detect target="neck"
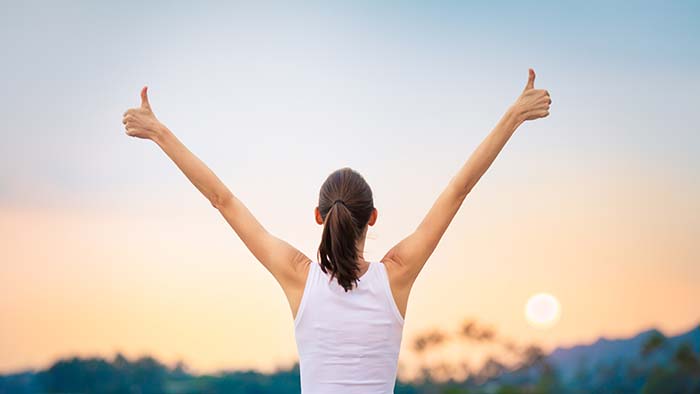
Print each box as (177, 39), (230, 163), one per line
(356, 232), (367, 261)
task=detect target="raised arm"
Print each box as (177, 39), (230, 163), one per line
(121, 87), (310, 291)
(382, 69), (551, 288)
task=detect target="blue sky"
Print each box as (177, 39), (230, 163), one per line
(1, 0), (698, 207)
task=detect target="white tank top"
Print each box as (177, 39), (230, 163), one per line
(294, 260), (405, 394)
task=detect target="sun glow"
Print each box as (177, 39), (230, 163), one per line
(525, 293), (561, 328)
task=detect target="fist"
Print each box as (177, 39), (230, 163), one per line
(122, 86), (165, 140)
(511, 68), (551, 122)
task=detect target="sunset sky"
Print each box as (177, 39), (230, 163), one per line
(1, 1), (698, 380)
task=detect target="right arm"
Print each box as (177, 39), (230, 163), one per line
(382, 68), (552, 290)
(122, 88), (311, 296)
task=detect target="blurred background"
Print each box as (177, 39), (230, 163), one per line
(1, 1), (698, 393)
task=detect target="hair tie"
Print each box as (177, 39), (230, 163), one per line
(333, 199), (347, 207)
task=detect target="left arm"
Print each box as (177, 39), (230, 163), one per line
(382, 68), (551, 288)
(122, 87), (310, 288)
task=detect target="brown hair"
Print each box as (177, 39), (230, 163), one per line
(317, 167), (375, 292)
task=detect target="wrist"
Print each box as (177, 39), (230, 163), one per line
(151, 123), (172, 145)
(505, 105), (524, 130)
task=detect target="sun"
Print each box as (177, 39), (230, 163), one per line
(525, 293), (561, 328)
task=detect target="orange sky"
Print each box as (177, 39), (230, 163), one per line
(2, 162), (698, 380)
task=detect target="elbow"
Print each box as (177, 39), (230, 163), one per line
(448, 177), (470, 201)
(211, 191), (234, 210)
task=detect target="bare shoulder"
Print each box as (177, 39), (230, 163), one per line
(380, 247), (416, 288)
(379, 253), (413, 320)
(272, 250), (312, 295)
(283, 253), (313, 320)
(380, 254), (403, 281)
(288, 252), (312, 290)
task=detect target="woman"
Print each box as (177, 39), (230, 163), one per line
(121, 68), (551, 394)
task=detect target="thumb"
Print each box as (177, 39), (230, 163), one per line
(140, 86), (151, 110)
(524, 68), (535, 91)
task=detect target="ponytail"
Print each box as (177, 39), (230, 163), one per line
(317, 168), (374, 292)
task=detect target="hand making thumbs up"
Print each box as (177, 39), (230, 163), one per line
(511, 68), (552, 122)
(122, 86), (167, 140)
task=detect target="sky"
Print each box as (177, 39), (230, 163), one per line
(1, 0), (699, 380)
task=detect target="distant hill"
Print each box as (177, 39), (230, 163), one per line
(1, 323), (698, 393)
(547, 323), (700, 381)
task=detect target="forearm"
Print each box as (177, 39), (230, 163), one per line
(413, 107), (521, 247)
(152, 126), (233, 207)
(386, 69), (550, 283)
(448, 107), (522, 199)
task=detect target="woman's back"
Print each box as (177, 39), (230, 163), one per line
(294, 260), (405, 394)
